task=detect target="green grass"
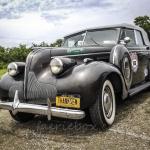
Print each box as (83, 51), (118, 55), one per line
(0, 68), (7, 78)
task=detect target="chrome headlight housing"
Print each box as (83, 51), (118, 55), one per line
(50, 58), (63, 75)
(7, 62), (18, 76)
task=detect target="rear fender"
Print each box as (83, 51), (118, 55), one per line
(110, 44), (132, 89)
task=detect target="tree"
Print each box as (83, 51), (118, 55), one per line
(32, 39), (63, 48)
(0, 44), (32, 68)
(134, 15), (150, 40)
(32, 41), (51, 47)
(9, 44), (31, 62)
(0, 46), (6, 69)
(50, 39), (63, 47)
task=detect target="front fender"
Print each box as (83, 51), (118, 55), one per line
(0, 73), (24, 100)
(56, 61), (128, 108)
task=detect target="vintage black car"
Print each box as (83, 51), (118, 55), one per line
(0, 24), (150, 129)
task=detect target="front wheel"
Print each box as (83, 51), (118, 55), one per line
(90, 79), (116, 130)
(9, 111), (35, 123)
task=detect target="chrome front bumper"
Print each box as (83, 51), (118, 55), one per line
(0, 91), (85, 120)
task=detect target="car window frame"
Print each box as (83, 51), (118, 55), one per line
(134, 29), (145, 47)
(119, 28), (137, 47)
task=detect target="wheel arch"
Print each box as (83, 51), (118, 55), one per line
(107, 72), (123, 101)
(95, 63), (128, 101)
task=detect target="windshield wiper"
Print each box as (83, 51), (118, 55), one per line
(72, 32), (87, 47)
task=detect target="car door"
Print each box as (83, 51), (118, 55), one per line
(120, 28), (149, 86)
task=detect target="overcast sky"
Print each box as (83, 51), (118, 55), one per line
(0, 0), (149, 47)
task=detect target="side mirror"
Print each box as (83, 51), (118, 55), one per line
(124, 37), (131, 44)
(120, 37), (131, 45)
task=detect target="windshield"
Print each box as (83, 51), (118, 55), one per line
(63, 29), (118, 47)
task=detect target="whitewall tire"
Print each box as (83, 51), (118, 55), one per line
(90, 79), (116, 129)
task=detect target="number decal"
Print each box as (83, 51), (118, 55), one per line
(130, 52), (138, 73)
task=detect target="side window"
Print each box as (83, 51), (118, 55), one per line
(125, 29), (136, 46)
(120, 29), (136, 46)
(134, 30), (144, 46)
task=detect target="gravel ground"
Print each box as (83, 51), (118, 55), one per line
(0, 90), (150, 150)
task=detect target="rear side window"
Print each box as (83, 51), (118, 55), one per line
(125, 29), (136, 46)
(135, 30), (144, 46)
(120, 29), (136, 46)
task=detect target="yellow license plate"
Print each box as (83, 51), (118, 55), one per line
(56, 96), (80, 108)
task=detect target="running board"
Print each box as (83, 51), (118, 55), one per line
(129, 82), (150, 96)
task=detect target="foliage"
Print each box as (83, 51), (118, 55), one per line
(134, 15), (150, 40)
(32, 41), (51, 47)
(32, 39), (63, 47)
(50, 39), (63, 47)
(0, 68), (7, 77)
(0, 44), (31, 69)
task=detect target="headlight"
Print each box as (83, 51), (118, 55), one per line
(7, 63), (18, 76)
(50, 58), (63, 75)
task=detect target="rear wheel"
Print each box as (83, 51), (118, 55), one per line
(90, 79), (116, 129)
(9, 111), (35, 123)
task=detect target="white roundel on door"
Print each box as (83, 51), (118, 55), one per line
(130, 52), (138, 73)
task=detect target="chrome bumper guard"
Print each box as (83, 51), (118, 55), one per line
(0, 91), (85, 120)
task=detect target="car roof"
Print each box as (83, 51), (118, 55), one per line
(64, 23), (150, 46)
(64, 23), (142, 38)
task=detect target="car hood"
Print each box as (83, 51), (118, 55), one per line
(27, 46), (113, 71)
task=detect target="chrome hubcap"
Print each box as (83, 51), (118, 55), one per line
(103, 86), (113, 118)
